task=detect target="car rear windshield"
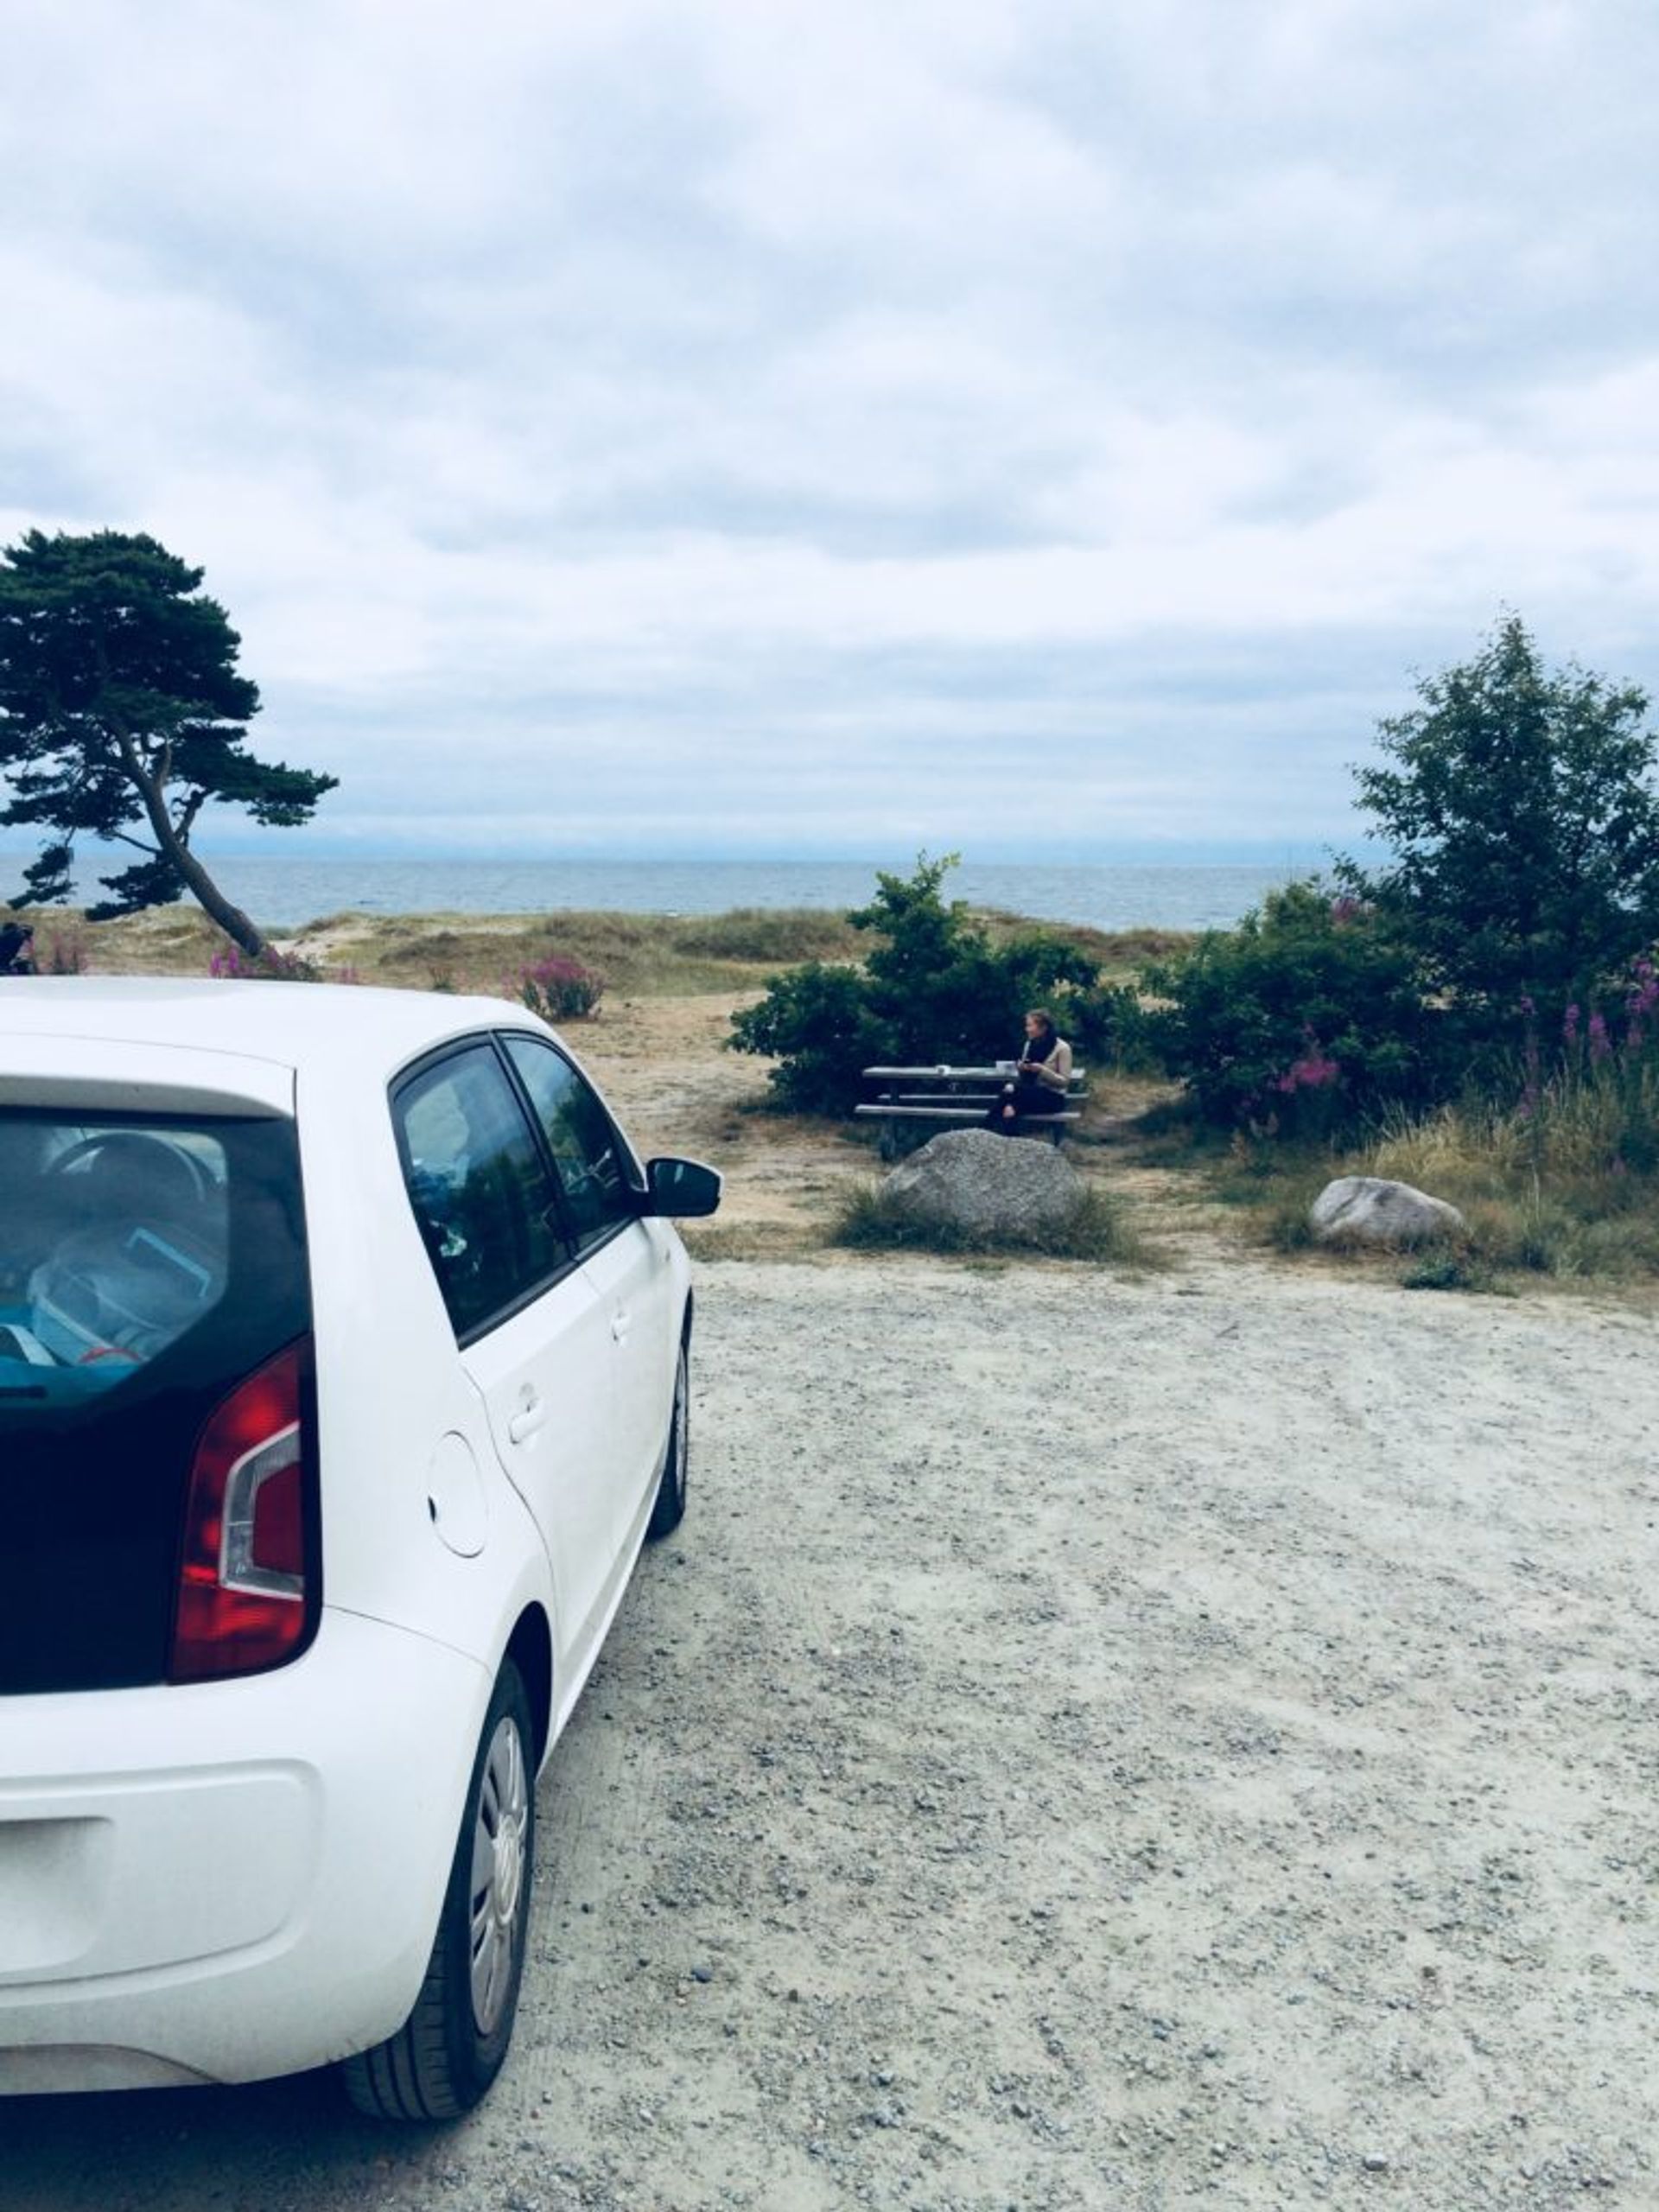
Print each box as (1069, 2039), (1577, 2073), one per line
(0, 1109), (311, 1694)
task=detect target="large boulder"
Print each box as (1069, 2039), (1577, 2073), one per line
(1310, 1175), (1465, 1246)
(883, 1127), (1083, 1237)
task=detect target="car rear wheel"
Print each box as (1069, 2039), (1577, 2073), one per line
(645, 1339), (689, 1540)
(342, 1659), (535, 2120)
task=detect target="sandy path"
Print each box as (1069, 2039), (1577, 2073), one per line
(7, 1256), (1655, 2210)
(573, 994), (863, 1253)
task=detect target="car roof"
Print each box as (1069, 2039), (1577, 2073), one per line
(0, 977), (535, 1082)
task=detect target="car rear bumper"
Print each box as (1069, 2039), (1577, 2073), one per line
(0, 1610), (488, 2092)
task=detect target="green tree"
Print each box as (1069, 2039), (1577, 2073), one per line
(0, 529), (337, 954)
(1339, 615), (1659, 1021)
(730, 853), (1099, 1115)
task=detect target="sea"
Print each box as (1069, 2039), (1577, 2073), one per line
(143, 855), (1310, 935)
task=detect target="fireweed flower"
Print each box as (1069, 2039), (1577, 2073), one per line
(1563, 1003), (1580, 1048)
(1589, 1011), (1612, 1062)
(1275, 1046), (1341, 1094)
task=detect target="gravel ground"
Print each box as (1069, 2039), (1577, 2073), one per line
(4, 1255), (1656, 2210)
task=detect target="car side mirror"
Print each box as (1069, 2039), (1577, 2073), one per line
(641, 1156), (722, 1217)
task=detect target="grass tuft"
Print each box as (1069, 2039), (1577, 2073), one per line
(1399, 1251), (1505, 1294)
(830, 1179), (1153, 1264)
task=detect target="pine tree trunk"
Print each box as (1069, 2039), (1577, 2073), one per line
(167, 838), (268, 959)
(120, 741), (267, 958)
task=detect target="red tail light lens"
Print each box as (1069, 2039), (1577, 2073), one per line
(170, 1339), (316, 1683)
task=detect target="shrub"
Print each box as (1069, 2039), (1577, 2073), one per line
(1140, 880), (1444, 1135)
(727, 961), (888, 1116)
(513, 955), (605, 1022)
(729, 854), (1101, 1115)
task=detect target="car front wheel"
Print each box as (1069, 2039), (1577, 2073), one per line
(645, 1339), (689, 1540)
(342, 1659), (536, 2120)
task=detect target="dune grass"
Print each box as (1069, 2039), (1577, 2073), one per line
(1147, 1071), (1659, 1288)
(29, 902), (866, 996)
(1365, 1090), (1659, 1283)
(44, 896), (1192, 1004)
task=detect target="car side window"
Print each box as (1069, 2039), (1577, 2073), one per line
(392, 1045), (568, 1338)
(502, 1035), (638, 1257)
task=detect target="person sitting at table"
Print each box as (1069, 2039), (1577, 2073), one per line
(986, 1008), (1072, 1129)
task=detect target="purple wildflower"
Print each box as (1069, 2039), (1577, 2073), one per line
(1589, 1010), (1611, 1063)
(1562, 1002), (1580, 1048)
(1275, 1048), (1340, 1094)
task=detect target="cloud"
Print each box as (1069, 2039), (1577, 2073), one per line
(2, 0), (1656, 855)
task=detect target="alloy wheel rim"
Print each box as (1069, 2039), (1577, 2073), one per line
(468, 1714), (529, 2035)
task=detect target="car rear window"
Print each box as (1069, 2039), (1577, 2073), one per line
(0, 1109), (311, 1694)
(0, 1122), (232, 1400)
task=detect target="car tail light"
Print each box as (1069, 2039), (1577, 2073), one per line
(169, 1339), (317, 1683)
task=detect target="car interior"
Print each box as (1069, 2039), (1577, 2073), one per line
(0, 1121), (229, 1399)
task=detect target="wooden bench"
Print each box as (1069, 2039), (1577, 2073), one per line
(854, 1065), (1087, 1160)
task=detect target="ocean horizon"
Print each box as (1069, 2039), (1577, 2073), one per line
(0, 846), (1339, 934)
(168, 854), (1312, 934)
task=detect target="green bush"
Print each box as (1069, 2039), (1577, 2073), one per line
(726, 961), (889, 1116)
(729, 855), (1102, 1116)
(1140, 880), (1445, 1135)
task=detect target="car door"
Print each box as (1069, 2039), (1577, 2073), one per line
(390, 1040), (621, 1681)
(499, 1033), (678, 1546)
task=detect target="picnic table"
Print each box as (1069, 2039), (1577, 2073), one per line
(854, 1063), (1088, 1160)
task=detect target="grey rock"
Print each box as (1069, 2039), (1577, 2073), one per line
(882, 1128), (1083, 1237)
(1310, 1175), (1465, 1247)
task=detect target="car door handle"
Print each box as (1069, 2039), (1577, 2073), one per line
(610, 1306), (632, 1342)
(508, 1392), (547, 1444)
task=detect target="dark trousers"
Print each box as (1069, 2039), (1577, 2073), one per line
(986, 1079), (1064, 1129)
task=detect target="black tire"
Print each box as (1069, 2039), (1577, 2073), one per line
(342, 1660), (535, 2121)
(645, 1339), (690, 1541)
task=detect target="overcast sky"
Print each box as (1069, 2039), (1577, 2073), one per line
(3, 0), (1656, 860)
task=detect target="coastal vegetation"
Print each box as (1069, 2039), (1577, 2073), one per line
(728, 851), (1107, 1115)
(8, 616), (1656, 1286)
(1122, 620), (1659, 1285)
(716, 620), (1659, 1286)
(1, 899), (866, 997)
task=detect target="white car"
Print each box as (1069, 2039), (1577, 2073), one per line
(0, 978), (718, 2119)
